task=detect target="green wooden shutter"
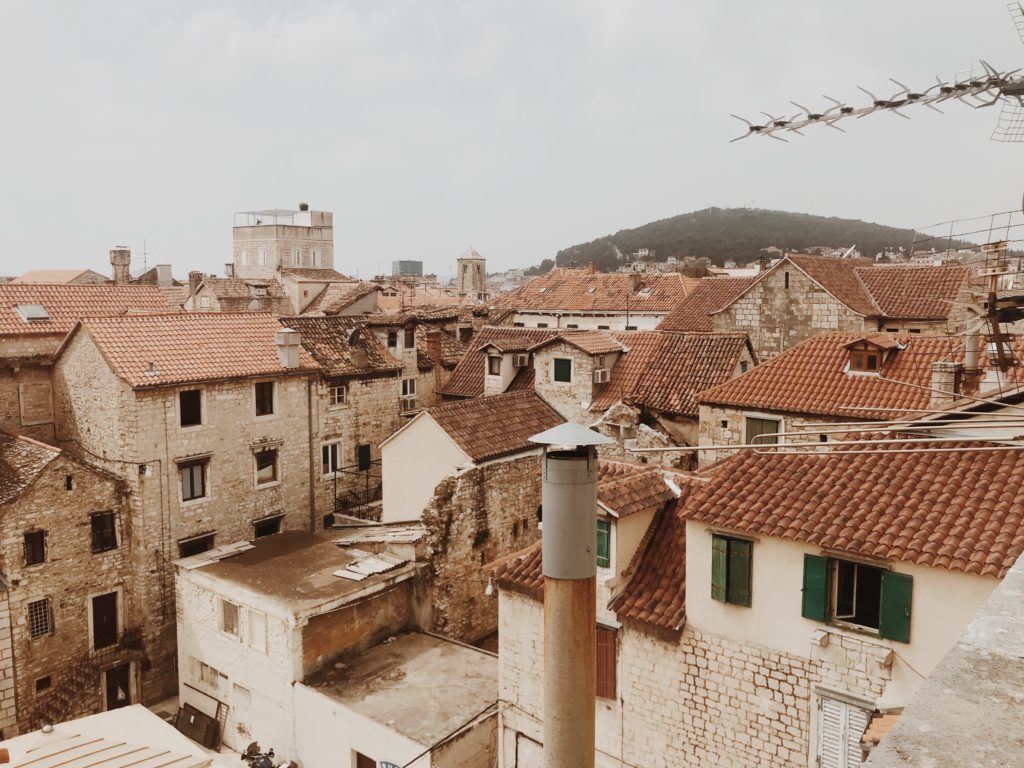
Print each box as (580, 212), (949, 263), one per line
(727, 539), (753, 607)
(711, 535), (728, 602)
(596, 520), (611, 568)
(802, 554), (830, 622)
(879, 571), (913, 643)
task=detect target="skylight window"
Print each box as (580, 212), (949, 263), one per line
(538, 287), (546, 293)
(16, 304), (50, 323)
(587, 287), (596, 293)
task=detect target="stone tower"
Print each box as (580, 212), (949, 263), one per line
(110, 247), (131, 284)
(232, 204), (334, 280)
(457, 248), (489, 301)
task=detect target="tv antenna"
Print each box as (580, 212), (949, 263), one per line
(731, 2), (1024, 143)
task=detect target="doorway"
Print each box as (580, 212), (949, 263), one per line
(104, 663), (131, 710)
(92, 592), (119, 649)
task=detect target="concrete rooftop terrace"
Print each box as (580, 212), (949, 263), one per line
(177, 531), (418, 619)
(303, 631), (498, 746)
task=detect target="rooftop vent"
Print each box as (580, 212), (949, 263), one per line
(587, 287), (596, 294)
(16, 304), (50, 323)
(538, 287), (546, 293)
(275, 328), (302, 369)
(299, 202), (309, 211)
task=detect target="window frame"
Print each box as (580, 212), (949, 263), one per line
(321, 440), (343, 477)
(401, 378), (417, 397)
(553, 358), (573, 383)
(254, 447), (279, 487)
(849, 346), (882, 373)
(179, 389), (203, 428)
(27, 598), (53, 640)
(248, 609), (267, 652)
(710, 534), (753, 607)
(23, 529), (46, 567)
(487, 355), (502, 376)
(596, 519), (612, 569)
(178, 458), (209, 504)
(254, 381), (275, 417)
(404, 326), (416, 348)
(178, 532), (215, 558)
(220, 599), (240, 638)
(329, 382), (349, 407)
(596, 624), (617, 699)
(387, 330), (398, 348)
(90, 511), (118, 554)
(744, 415), (781, 446)
(253, 514), (283, 538)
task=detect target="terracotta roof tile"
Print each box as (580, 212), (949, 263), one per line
(426, 391), (564, 462)
(786, 255), (879, 316)
(486, 542), (543, 598)
(69, 312), (319, 388)
(683, 439), (1024, 578)
(590, 332), (751, 417)
(364, 305), (465, 327)
(280, 316), (400, 378)
(0, 284), (175, 337)
(698, 331), (1024, 420)
(529, 331), (626, 356)
(11, 269), (99, 284)
(598, 460), (676, 518)
(302, 282), (380, 315)
(0, 430), (60, 504)
(858, 265), (971, 320)
(159, 285), (191, 308)
(441, 327), (561, 397)
(489, 268), (697, 313)
(279, 267), (352, 282)
(657, 277), (755, 332)
(415, 327), (466, 369)
(201, 278), (288, 300)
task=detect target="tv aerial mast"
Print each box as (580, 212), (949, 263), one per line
(731, 2), (1024, 143)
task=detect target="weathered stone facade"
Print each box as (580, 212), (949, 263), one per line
(532, 343), (603, 423)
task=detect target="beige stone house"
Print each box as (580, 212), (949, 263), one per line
(491, 436), (1024, 767)
(50, 312), (320, 703)
(660, 255), (977, 361)
(0, 430), (135, 736)
(184, 275), (292, 315)
(0, 283), (173, 443)
(696, 330), (1024, 466)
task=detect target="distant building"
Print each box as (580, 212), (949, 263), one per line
(233, 204), (334, 280)
(456, 248), (489, 302)
(392, 260), (424, 277)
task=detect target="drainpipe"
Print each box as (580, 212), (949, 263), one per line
(530, 422), (613, 768)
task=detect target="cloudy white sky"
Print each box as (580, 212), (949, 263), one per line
(1, 1), (1021, 280)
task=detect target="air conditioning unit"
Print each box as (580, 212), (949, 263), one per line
(593, 368), (611, 384)
(513, 354), (530, 368)
(400, 396), (418, 412)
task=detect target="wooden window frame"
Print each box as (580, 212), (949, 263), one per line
(487, 356), (502, 376)
(329, 382), (348, 406)
(553, 358), (572, 383)
(404, 326), (416, 348)
(849, 348), (882, 372)
(254, 448), (279, 486)
(711, 534), (752, 607)
(744, 416), (780, 446)
(254, 381), (275, 417)
(23, 530), (46, 566)
(220, 599), (240, 638)
(179, 459), (209, 503)
(321, 441), (342, 476)
(90, 511), (118, 554)
(596, 520), (612, 569)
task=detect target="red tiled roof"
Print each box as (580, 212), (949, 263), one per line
(279, 267), (352, 282)
(598, 460), (677, 518)
(684, 439), (1024, 578)
(364, 305), (465, 327)
(302, 282), (380, 315)
(786, 255), (879, 316)
(858, 265), (971, 320)
(486, 542), (543, 599)
(529, 331), (625, 356)
(280, 316), (400, 378)
(425, 391), (564, 463)
(11, 269), (101, 284)
(160, 285), (191, 308)
(416, 327), (466, 369)
(590, 332), (751, 417)
(489, 268), (697, 313)
(201, 278), (287, 300)
(0, 284), (175, 337)
(697, 331), (1024, 420)
(0, 430), (60, 504)
(441, 327), (560, 397)
(656, 277), (754, 332)
(66, 313), (319, 388)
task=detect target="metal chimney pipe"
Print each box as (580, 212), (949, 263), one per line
(530, 422), (613, 768)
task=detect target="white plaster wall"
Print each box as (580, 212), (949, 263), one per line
(509, 312), (662, 331)
(381, 414), (470, 523)
(294, 683), (428, 768)
(684, 520), (998, 705)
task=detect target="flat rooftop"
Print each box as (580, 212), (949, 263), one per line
(177, 531), (417, 617)
(303, 631), (497, 746)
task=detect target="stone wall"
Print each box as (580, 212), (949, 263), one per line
(0, 591), (15, 738)
(422, 455), (542, 643)
(533, 343), (598, 423)
(0, 454), (133, 734)
(0, 365), (55, 443)
(498, 591), (891, 768)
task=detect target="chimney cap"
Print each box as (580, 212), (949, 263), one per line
(530, 422), (613, 447)
(298, 202), (309, 211)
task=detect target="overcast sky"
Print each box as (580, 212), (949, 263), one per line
(1, 1), (1022, 280)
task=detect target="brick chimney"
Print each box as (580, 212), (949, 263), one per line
(275, 328), (301, 369)
(629, 272), (642, 292)
(110, 247), (131, 284)
(758, 253), (769, 272)
(188, 271), (203, 298)
(589, 261), (596, 274)
(426, 329), (446, 387)
(929, 361), (963, 409)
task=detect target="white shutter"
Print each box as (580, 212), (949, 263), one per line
(817, 696), (870, 768)
(845, 705), (870, 767)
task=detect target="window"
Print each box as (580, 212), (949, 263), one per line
(24, 530), (46, 566)
(595, 354), (606, 368)
(65, 475), (74, 491)
(566, 323), (579, 329)
(293, 249), (300, 265)
(553, 358), (572, 383)
(259, 248), (267, 266)
(322, 442), (342, 475)
(597, 325), (610, 330)
(513, 322), (525, 328)
(312, 250), (321, 267)
(784, 271), (790, 289)
(91, 592), (119, 649)
(387, 331), (398, 348)
(356, 444), (372, 471)
(35, 676), (52, 694)
(536, 323), (549, 328)
(27, 598), (52, 639)
(745, 416), (780, 445)
(816, 695), (870, 768)
(221, 600), (239, 637)
(355, 753), (376, 768)
(179, 459), (208, 502)
(200, 296), (211, 308)
(255, 381), (274, 416)
(908, 328), (921, 334)
(596, 625), (617, 699)
(329, 383), (348, 406)
(720, 419), (729, 429)
(711, 534), (752, 607)
(801, 555), (912, 642)
(248, 610), (267, 652)
(596, 520), (611, 569)
(487, 356), (502, 376)
(402, 378), (417, 397)
(253, 515), (282, 538)
(740, 360), (749, 374)
(255, 449), (278, 485)
(241, 250), (249, 266)
(404, 327), (415, 347)
(849, 348), (881, 372)
(179, 390), (202, 427)
(90, 512), (118, 553)
(178, 533), (214, 558)
(886, 327), (899, 333)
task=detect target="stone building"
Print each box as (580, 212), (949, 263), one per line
(488, 267), (700, 331)
(50, 312), (320, 703)
(456, 247), (490, 302)
(0, 283), (173, 443)
(490, 436), (1024, 767)
(232, 206), (335, 280)
(184, 276), (292, 315)
(0, 430), (135, 735)
(277, 267), (365, 315)
(660, 256), (978, 361)
(695, 330), (1024, 467)
(299, 281), (381, 316)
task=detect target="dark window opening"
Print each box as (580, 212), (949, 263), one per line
(819, 434), (828, 443)
(178, 533), (214, 558)
(355, 753), (376, 768)
(35, 675), (52, 694)
(833, 560), (883, 630)
(255, 381), (274, 416)
(387, 331), (398, 348)
(64, 475), (74, 491)
(566, 323), (579, 329)
(24, 530), (46, 566)
(908, 328), (921, 334)
(356, 443), (372, 471)
(322, 443), (341, 475)
(513, 322), (525, 328)
(179, 460), (208, 502)
(720, 419), (729, 429)
(92, 592), (119, 649)
(740, 361), (749, 374)
(27, 598), (52, 638)
(90, 512), (118, 553)
(179, 390), (201, 427)
(553, 358), (572, 382)
(850, 349), (881, 372)
(536, 323), (549, 328)
(597, 325), (610, 330)
(404, 327), (415, 347)
(625, 325), (638, 331)
(253, 515), (283, 538)
(255, 449), (278, 485)
(487, 356), (502, 376)
(784, 271), (790, 289)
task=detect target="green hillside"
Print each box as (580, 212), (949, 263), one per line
(532, 207), (964, 273)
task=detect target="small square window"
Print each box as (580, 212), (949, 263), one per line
(255, 382), (274, 416)
(487, 356), (502, 376)
(720, 419), (729, 429)
(35, 675), (52, 693)
(329, 383), (348, 406)
(387, 331), (398, 348)
(200, 296), (211, 308)
(24, 530), (46, 566)
(253, 515), (283, 538)
(178, 533), (214, 558)
(90, 512), (118, 553)
(553, 358), (572, 383)
(221, 600), (239, 636)
(255, 448), (278, 485)
(27, 598), (52, 639)
(179, 390), (202, 427)
(740, 361), (749, 373)
(179, 459), (208, 502)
